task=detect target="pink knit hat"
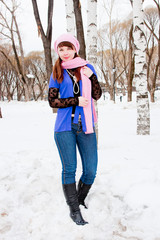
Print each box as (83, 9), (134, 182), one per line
(54, 33), (80, 54)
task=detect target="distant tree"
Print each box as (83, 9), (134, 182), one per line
(98, 18), (133, 100)
(144, 6), (159, 102)
(151, 0), (160, 79)
(31, 0), (53, 82)
(25, 51), (48, 100)
(98, 0), (122, 101)
(0, 44), (28, 101)
(0, 56), (16, 101)
(105, 0), (117, 101)
(115, 19), (134, 100)
(133, 0), (150, 135)
(0, 0), (30, 101)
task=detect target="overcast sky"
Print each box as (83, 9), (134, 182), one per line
(18, 0), (155, 55)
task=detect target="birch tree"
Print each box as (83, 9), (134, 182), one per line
(64, 1), (86, 58)
(133, 0), (150, 135)
(64, 0), (76, 35)
(86, 0), (99, 140)
(86, 0), (97, 64)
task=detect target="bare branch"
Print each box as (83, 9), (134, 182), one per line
(0, 30), (11, 39)
(144, 20), (158, 41)
(12, 13), (25, 73)
(0, 11), (11, 30)
(31, 0), (45, 39)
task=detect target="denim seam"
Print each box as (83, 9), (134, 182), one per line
(55, 133), (66, 184)
(77, 139), (87, 182)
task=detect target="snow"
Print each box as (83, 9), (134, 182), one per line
(0, 94), (160, 240)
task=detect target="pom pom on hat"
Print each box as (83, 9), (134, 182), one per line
(54, 33), (80, 54)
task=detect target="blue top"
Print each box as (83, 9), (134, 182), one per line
(49, 64), (97, 132)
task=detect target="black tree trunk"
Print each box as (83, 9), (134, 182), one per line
(73, 0), (86, 59)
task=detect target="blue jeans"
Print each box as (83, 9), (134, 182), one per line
(54, 121), (98, 185)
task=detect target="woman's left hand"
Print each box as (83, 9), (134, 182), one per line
(82, 66), (93, 78)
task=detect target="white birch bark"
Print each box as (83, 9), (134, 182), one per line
(133, 0), (150, 135)
(86, 0), (97, 64)
(86, 0), (99, 142)
(64, 0), (76, 35)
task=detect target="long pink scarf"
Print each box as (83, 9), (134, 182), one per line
(61, 57), (97, 134)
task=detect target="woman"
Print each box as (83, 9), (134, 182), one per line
(48, 33), (102, 226)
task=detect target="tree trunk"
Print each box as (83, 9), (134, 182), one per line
(86, 0), (99, 143)
(86, 0), (97, 65)
(42, 40), (53, 82)
(150, 90), (155, 102)
(31, 0), (53, 82)
(73, 0), (86, 59)
(128, 24), (134, 102)
(13, 14), (25, 75)
(110, 87), (114, 101)
(133, 0), (150, 135)
(149, 59), (159, 102)
(0, 107), (2, 118)
(0, 78), (2, 101)
(64, 0), (75, 35)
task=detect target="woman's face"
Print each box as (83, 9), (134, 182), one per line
(58, 45), (76, 62)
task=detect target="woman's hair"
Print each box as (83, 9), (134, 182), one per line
(53, 41), (81, 83)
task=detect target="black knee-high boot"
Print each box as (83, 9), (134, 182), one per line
(62, 183), (88, 225)
(77, 180), (92, 209)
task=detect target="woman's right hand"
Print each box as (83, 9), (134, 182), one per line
(78, 97), (89, 107)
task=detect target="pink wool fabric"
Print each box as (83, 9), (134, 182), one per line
(54, 33), (80, 54)
(61, 57), (97, 134)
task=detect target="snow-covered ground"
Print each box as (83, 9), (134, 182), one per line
(0, 94), (160, 240)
